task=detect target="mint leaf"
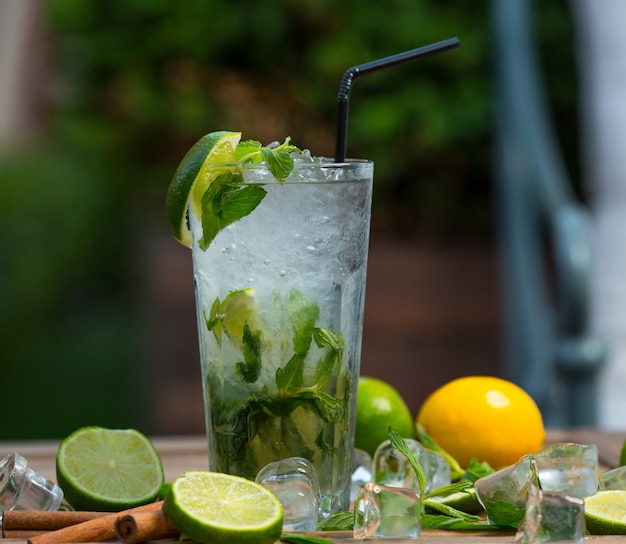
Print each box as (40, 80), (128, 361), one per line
(422, 500), (483, 521)
(317, 510), (353, 531)
(261, 147), (295, 183)
(235, 324), (262, 383)
(235, 139), (263, 162)
(388, 428), (427, 497)
(463, 458), (495, 482)
(275, 353), (305, 393)
(200, 172), (267, 249)
(313, 327), (344, 386)
(313, 327), (344, 352)
(425, 480), (473, 499)
(288, 289), (319, 355)
(421, 515), (497, 531)
(301, 390), (342, 422)
(483, 499), (525, 528)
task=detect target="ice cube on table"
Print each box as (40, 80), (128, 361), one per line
(351, 448), (373, 502)
(0, 452), (64, 513)
(515, 483), (585, 543)
(373, 438), (451, 494)
(600, 465), (626, 490)
(475, 455), (533, 527)
(353, 481), (421, 540)
(255, 457), (320, 532)
(535, 443), (599, 498)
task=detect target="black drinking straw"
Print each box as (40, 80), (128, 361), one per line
(334, 37), (460, 162)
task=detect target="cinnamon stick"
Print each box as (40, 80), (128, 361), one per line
(3, 530), (48, 538)
(3, 510), (110, 533)
(114, 511), (179, 543)
(26, 500), (164, 544)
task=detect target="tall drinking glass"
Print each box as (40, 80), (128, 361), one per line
(189, 158), (373, 514)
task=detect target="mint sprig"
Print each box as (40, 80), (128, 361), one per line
(210, 288), (346, 473)
(199, 137), (301, 250)
(236, 136), (301, 183)
(388, 428), (427, 497)
(199, 170), (267, 249)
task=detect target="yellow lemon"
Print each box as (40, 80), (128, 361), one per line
(416, 376), (545, 469)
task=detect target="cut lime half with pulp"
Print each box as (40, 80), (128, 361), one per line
(162, 470), (283, 544)
(56, 426), (164, 511)
(165, 131), (241, 247)
(585, 490), (626, 534)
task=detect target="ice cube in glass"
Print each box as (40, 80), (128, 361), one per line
(353, 481), (421, 540)
(255, 457), (320, 532)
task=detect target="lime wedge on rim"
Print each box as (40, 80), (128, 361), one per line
(162, 470), (283, 544)
(56, 426), (164, 511)
(585, 490), (626, 534)
(165, 131), (241, 247)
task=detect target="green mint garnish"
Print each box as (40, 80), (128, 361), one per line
(199, 171), (267, 249)
(199, 137), (301, 250)
(235, 136), (301, 183)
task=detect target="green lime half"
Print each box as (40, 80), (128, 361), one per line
(162, 471), (283, 544)
(585, 490), (626, 534)
(165, 131), (241, 247)
(56, 426), (164, 511)
(355, 376), (415, 457)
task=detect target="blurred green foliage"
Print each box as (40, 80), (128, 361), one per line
(0, 0), (576, 438)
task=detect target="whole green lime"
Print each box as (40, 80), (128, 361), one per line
(354, 376), (415, 456)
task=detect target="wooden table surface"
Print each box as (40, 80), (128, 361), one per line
(1, 429), (625, 543)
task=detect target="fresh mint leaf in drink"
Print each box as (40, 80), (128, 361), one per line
(199, 171), (267, 249)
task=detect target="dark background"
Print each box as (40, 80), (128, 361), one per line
(0, 0), (579, 439)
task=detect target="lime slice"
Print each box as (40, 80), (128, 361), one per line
(209, 288), (260, 346)
(162, 471), (283, 544)
(56, 426), (164, 511)
(165, 131), (241, 247)
(585, 490), (626, 534)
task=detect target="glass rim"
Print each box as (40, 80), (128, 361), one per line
(206, 158), (373, 169)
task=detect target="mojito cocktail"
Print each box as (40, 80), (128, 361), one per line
(168, 132), (373, 513)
